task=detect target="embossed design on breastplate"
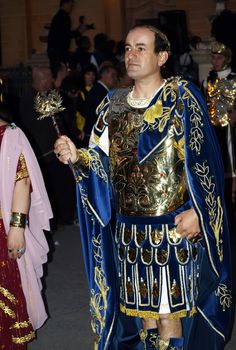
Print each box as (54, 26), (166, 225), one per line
(109, 102), (187, 216)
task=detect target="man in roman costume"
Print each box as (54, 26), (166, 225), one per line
(55, 26), (232, 350)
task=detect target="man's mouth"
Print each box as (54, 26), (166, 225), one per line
(127, 62), (139, 67)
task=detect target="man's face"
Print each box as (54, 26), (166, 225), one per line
(84, 71), (96, 87)
(125, 27), (165, 81)
(211, 53), (225, 71)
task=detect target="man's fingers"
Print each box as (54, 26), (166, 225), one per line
(58, 150), (72, 164)
(55, 142), (71, 160)
(54, 135), (68, 147)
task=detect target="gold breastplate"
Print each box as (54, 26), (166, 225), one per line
(207, 77), (236, 126)
(109, 105), (187, 216)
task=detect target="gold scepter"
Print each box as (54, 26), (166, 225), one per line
(34, 89), (77, 178)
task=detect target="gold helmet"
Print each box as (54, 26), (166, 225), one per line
(211, 41), (232, 69)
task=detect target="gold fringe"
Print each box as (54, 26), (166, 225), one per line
(75, 148), (92, 168)
(120, 304), (197, 320)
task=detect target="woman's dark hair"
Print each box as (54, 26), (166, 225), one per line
(0, 104), (13, 123)
(79, 64), (97, 88)
(83, 63), (97, 76)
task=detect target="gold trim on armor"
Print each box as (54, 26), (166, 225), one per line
(166, 225), (182, 245)
(149, 225), (164, 247)
(136, 265), (151, 307)
(124, 261), (135, 305)
(167, 265), (185, 308)
(120, 304), (197, 319)
(150, 265), (162, 308)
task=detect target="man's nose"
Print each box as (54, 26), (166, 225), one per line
(126, 49), (137, 59)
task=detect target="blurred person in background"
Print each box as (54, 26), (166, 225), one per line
(203, 41), (236, 232)
(90, 33), (109, 71)
(47, 0), (77, 66)
(74, 64), (97, 143)
(83, 63), (117, 141)
(69, 35), (92, 71)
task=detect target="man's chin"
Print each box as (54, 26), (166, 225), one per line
(127, 71), (138, 79)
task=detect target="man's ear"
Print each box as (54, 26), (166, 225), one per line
(158, 51), (169, 67)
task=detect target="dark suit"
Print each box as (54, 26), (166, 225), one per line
(47, 9), (74, 64)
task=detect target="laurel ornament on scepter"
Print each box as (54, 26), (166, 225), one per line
(34, 89), (65, 136)
(34, 89), (76, 177)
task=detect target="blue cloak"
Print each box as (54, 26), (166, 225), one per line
(74, 77), (232, 349)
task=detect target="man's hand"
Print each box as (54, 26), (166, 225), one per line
(174, 208), (201, 240)
(54, 135), (77, 164)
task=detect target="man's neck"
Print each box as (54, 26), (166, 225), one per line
(133, 75), (165, 98)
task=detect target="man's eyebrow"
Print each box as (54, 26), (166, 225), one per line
(125, 42), (147, 47)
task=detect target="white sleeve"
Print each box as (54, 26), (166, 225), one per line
(89, 126), (109, 156)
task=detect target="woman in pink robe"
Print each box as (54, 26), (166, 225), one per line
(0, 108), (52, 349)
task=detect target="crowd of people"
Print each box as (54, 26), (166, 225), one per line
(0, 0), (235, 349)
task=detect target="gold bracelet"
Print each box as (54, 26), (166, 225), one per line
(10, 212), (27, 228)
